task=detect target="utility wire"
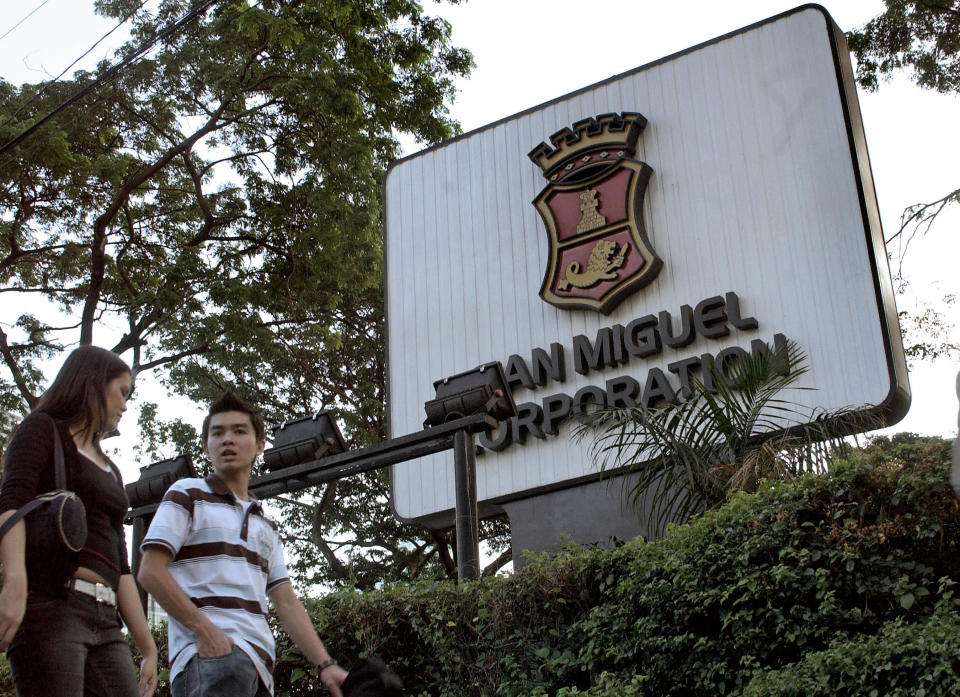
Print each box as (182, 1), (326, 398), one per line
(0, 0), (151, 132)
(0, 0), (53, 44)
(0, 0), (221, 158)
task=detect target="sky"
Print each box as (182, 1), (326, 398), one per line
(1, 0), (958, 486)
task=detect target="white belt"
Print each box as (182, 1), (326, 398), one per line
(68, 578), (117, 607)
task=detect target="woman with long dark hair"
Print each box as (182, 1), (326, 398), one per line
(0, 346), (157, 697)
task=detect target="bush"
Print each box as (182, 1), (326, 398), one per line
(0, 653), (12, 697)
(266, 434), (960, 697)
(308, 434), (959, 696)
(273, 547), (605, 697)
(566, 434), (960, 696)
(742, 591), (960, 696)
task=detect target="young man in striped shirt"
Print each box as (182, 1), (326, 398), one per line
(138, 392), (347, 697)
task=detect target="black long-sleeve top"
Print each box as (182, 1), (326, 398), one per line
(0, 412), (131, 595)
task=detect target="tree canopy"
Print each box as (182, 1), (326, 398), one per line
(0, 0), (511, 585)
(848, 0), (960, 95)
(848, 0), (960, 245)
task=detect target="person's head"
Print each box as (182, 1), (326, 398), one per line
(201, 391), (266, 474)
(34, 346), (132, 441)
(340, 657), (404, 697)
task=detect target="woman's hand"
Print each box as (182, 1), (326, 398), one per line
(0, 572), (27, 651)
(115, 574), (159, 697)
(0, 512), (27, 651)
(138, 651), (158, 697)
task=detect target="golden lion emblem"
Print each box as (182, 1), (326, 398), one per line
(556, 239), (628, 290)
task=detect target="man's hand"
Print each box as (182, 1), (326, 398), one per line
(319, 663), (348, 697)
(138, 547), (232, 658)
(195, 623), (234, 657)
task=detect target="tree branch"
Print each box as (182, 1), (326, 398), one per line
(81, 100), (232, 343)
(130, 346), (209, 374)
(429, 528), (457, 578)
(887, 185), (960, 274)
(481, 549), (513, 577)
(0, 327), (39, 408)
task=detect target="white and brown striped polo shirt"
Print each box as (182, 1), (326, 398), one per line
(141, 474), (290, 695)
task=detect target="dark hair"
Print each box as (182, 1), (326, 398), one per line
(201, 391), (265, 444)
(33, 346), (130, 443)
(341, 657), (404, 697)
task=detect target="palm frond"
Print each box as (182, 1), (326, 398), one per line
(575, 338), (877, 533)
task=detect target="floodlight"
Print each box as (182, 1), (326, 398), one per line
(126, 454), (195, 509)
(423, 361), (517, 428)
(262, 410), (347, 472)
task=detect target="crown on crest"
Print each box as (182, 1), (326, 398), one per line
(528, 112), (647, 181)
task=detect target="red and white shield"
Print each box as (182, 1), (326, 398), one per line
(533, 158), (661, 314)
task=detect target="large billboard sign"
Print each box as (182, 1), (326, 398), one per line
(383, 6), (909, 524)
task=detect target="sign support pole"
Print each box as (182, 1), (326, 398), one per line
(131, 515), (150, 612)
(454, 429), (480, 581)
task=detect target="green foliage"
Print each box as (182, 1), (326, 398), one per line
(273, 544), (603, 697)
(568, 435), (957, 695)
(263, 433), (956, 697)
(846, 1), (960, 361)
(740, 592), (960, 696)
(127, 621), (171, 697)
(0, 652), (11, 697)
(848, 1), (960, 94)
(134, 401), (203, 466)
(897, 292), (959, 364)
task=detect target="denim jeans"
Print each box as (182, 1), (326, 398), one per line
(172, 645), (270, 697)
(7, 589), (140, 697)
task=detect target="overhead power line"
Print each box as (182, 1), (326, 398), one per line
(0, 0), (221, 158)
(0, 0), (53, 44)
(0, 0), (151, 132)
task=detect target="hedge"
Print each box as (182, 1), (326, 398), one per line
(275, 434), (960, 697)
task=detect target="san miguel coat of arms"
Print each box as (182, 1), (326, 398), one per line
(528, 112), (661, 314)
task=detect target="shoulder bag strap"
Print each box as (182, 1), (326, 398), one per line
(0, 497), (47, 541)
(43, 413), (67, 491)
(0, 413), (68, 541)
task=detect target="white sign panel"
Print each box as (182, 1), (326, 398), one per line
(383, 6), (909, 523)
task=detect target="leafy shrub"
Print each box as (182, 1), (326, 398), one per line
(288, 434), (959, 697)
(0, 653), (12, 697)
(273, 547), (604, 697)
(569, 434), (960, 695)
(742, 591), (960, 696)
